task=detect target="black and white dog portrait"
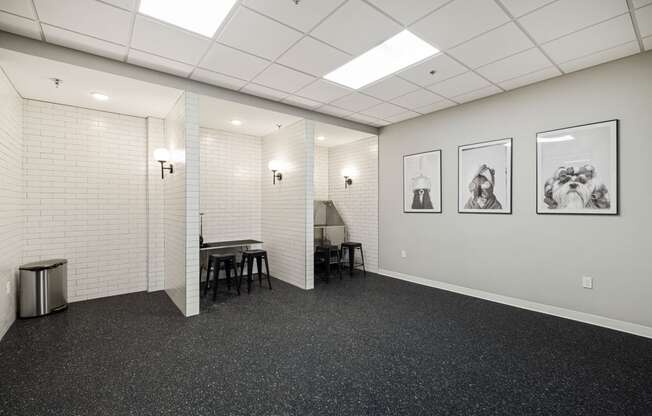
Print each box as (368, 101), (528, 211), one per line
(458, 138), (512, 214)
(537, 120), (618, 215)
(404, 150), (441, 213)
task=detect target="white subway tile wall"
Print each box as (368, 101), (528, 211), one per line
(314, 145), (329, 201)
(184, 93), (200, 317)
(146, 117), (165, 292)
(0, 71), (23, 340)
(164, 94), (188, 315)
(328, 136), (379, 272)
(200, 128), (262, 242)
(22, 100), (148, 302)
(262, 120), (314, 289)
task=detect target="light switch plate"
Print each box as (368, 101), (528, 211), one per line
(401, 250), (407, 258)
(582, 276), (593, 289)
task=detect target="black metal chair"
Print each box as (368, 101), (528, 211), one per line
(340, 242), (366, 277)
(205, 253), (240, 300)
(239, 249), (272, 293)
(315, 245), (342, 282)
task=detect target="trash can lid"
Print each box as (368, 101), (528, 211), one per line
(20, 259), (67, 271)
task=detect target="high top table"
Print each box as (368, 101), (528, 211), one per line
(200, 239), (263, 282)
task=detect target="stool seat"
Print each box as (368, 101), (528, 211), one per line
(341, 242), (362, 248)
(243, 249), (266, 255)
(210, 253), (236, 261)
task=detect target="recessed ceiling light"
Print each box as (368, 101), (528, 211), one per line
(91, 92), (109, 101)
(231, 119), (243, 126)
(139, 0), (237, 38)
(316, 136), (326, 141)
(324, 30), (438, 90)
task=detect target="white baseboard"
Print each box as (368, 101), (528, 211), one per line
(377, 268), (652, 339)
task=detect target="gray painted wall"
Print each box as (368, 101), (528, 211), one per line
(379, 51), (652, 328)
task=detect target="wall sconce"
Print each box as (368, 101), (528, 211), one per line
(154, 148), (174, 179)
(342, 167), (355, 189)
(268, 160), (283, 185)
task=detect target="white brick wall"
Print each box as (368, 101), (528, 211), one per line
(262, 120), (314, 289)
(200, 128), (262, 242)
(0, 70), (23, 340)
(314, 145), (329, 201)
(22, 100), (148, 302)
(328, 136), (379, 272)
(147, 117), (165, 292)
(184, 93), (200, 317)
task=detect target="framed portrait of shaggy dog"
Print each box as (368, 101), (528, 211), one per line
(537, 120), (618, 215)
(458, 138), (512, 214)
(403, 150), (442, 213)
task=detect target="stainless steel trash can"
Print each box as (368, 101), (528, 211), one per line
(19, 259), (68, 318)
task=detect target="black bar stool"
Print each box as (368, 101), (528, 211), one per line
(239, 249), (272, 293)
(341, 242), (366, 277)
(205, 253), (240, 300)
(315, 245), (342, 282)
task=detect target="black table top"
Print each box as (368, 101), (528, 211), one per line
(200, 239), (263, 250)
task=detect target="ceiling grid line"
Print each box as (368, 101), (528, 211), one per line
(123, 0), (141, 62)
(626, 0), (646, 51)
(29, 0), (45, 41)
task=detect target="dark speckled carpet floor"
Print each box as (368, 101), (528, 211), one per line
(1, 272), (652, 416)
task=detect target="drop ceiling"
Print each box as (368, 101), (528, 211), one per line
(1, 0), (650, 127)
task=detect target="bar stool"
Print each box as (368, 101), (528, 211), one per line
(205, 253), (240, 300)
(341, 242), (366, 277)
(315, 245), (342, 282)
(239, 249), (272, 293)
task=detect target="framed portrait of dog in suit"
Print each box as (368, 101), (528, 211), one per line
(458, 138), (512, 214)
(403, 150), (442, 213)
(537, 120), (618, 215)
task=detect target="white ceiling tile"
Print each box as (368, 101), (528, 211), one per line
(414, 99), (456, 114)
(242, 0), (344, 32)
(42, 25), (126, 60)
(542, 14), (636, 64)
(391, 88), (442, 110)
(499, 0), (556, 18)
(100, 0), (135, 10)
(277, 36), (352, 77)
(190, 69), (248, 90)
(347, 113), (387, 126)
(295, 79), (352, 103)
(127, 49), (194, 77)
(633, 0), (652, 8)
(218, 7), (302, 61)
(518, 0), (628, 44)
(199, 43), (269, 81)
(453, 85), (501, 103)
(252, 64), (316, 93)
(0, 0), (35, 18)
(34, 0), (131, 44)
(360, 102), (406, 119)
(644, 36), (652, 50)
(311, 0), (402, 55)
(385, 111), (421, 123)
(636, 4), (652, 37)
(367, 0), (449, 25)
(448, 23), (534, 68)
(559, 41), (640, 73)
(283, 95), (322, 109)
(427, 71), (491, 98)
(0, 11), (41, 39)
(498, 66), (561, 90)
(330, 92), (382, 112)
(317, 105), (353, 117)
(131, 16), (210, 65)
(409, 0), (509, 50)
(241, 83), (289, 100)
(360, 76), (420, 101)
(397, 53), (467, 86)
(476, 48), (552, 83)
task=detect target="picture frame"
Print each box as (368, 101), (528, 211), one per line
(536, 119), (618, 215)
(403, 149), (442, 213)
(458, 138), (512, 214)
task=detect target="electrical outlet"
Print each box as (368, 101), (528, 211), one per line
(401, 250), (407, 258)
(582, 276), (593, 289)
(5, 281), (10, 295)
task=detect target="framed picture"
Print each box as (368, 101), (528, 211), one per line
(403, 150), (442, 213)
(537, 119), (618, 215)
(458, 138), (512, 214)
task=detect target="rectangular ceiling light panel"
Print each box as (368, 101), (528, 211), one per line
(139, 0), (237, 37)
(325, 30), (438, 89)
